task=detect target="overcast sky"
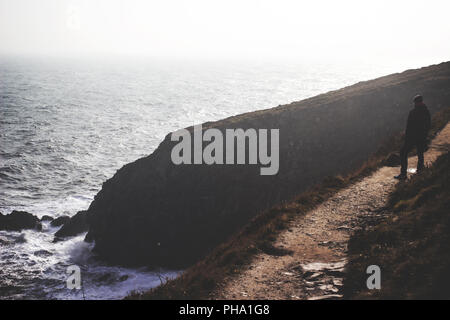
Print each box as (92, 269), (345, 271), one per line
(1, 0), (449, 66)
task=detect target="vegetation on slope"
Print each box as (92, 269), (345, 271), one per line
(128, 108), (450, 299)
(344, 149), (450, 299)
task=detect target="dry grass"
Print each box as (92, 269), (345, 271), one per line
(344, 150), (450, 299)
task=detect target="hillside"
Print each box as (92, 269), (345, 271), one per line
(344, 142), (450, 299)
(83, 61), (450, 268)
(132, 110), (448, 300)
(214, 121), (450, 300)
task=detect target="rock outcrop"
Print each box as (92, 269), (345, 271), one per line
(383, 153), (402, 167)
(85, 62), (450, 267)
(54, 211), (88, 240)
(50, 215), (70, 227)
(0, 210), (42, 231)
(40, 215), (54, 222)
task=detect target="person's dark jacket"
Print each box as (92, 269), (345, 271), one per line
(405, 103), (431, 142)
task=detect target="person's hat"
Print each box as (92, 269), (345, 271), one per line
(413, 94), (423, 103)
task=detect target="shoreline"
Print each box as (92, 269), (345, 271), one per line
(2, 61), (450, 299)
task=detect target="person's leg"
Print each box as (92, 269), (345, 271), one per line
(399, 142), (411, 176)
(416, 140), (425, 172)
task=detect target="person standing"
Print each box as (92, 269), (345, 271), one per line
(395, 95), (431, 180)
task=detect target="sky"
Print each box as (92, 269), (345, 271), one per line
(0, 0), (449, 66)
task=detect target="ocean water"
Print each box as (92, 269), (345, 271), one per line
(0, 56), (396, 299)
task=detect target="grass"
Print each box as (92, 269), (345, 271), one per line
(128, 107), (450, 300)
(344, 150), (450, 299)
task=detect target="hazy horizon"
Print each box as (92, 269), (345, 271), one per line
(1, 0), (449, 69)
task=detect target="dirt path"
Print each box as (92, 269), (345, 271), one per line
(213, 124), (450, 300)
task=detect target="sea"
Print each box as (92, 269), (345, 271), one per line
(0, 55), (400, 299)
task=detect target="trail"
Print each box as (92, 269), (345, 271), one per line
(213, 124), (450, 300)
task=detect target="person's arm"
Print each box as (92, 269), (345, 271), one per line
(424, 109), (431, 135)
(405, 110), (413, 139)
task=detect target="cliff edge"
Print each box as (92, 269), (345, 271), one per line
(85, 62), (450, 267)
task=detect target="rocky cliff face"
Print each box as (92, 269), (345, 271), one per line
(85, 62), (450, 267)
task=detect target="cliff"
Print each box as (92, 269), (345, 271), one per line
(85, 61), (450, 267)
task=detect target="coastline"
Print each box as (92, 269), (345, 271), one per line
(85, 61), (450, 269)
(134, 107), (450, 300)
(2, 61), (450, 300)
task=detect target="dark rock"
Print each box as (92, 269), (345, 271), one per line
(84, 62), (450, 268)
(54, 211), (88, 239)
(0, 210), (42, 231)
(34, 249), (52, 257)
(50, 215), (70, 227)
(383, 152), (401, 167)
(40, 215), (54, 222)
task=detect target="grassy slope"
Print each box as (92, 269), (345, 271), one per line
(129, 107), (450, 300)
(344, 142), (450, 299)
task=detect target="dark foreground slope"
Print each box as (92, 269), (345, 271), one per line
(86, 62), (450, 268)
(345, 149), (450, 299)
